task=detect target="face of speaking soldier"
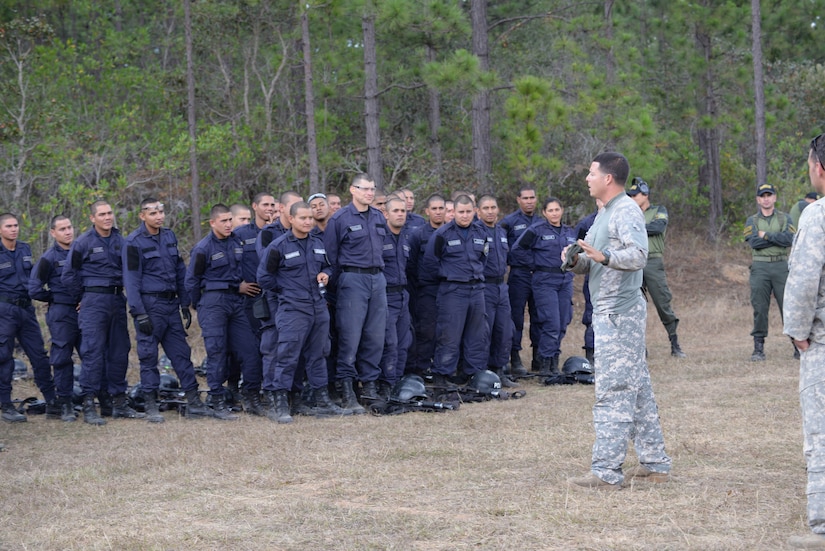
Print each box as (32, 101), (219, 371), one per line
(478, 198), (499, 228)
(289, 207), (314, 239)
(586, 162), (613, 203)
(543, 200), (563, 227)
(51, 218), (74, 250)
(90, 203), (114, 237)
(454, 199), (475, 228)
(757, 191), (777, 215)
(516, 188), (537, 216)
(384, 198), (407, 234)
(139, 202), (166, 235)
(809, 145), (825, 196)
(210, 211), (234, 239)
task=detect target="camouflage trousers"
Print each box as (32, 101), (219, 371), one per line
(591, 297), (671, 484)
(800, 341), (825, 534)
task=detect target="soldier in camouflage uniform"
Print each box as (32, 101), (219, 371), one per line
(785, 134), (825, 550)
(564, 152), (671, 490)
(744, 183), (796, 361)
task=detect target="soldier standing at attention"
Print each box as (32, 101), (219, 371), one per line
(564, 151), (671, 490)
(744, 183), (796, 361)
(28, 215), (80, 422)
(0, 213), (58, 423)
(626, 178), (686, 358)
(785, 133), (825, 550)
(62, 201), (143, 425)
(122, 198), (212, 423)
(185, 204), (263, 420)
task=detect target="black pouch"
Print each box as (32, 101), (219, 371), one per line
(252, 292), (270, 320)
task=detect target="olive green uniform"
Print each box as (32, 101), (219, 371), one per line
(641, 205), (679, 337)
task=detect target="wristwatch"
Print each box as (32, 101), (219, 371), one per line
(600, 250), (611, 266)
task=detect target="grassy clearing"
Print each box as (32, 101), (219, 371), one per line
(0, 234), (808, 550)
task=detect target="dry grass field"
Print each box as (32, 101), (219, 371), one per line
(0, 233), (811, 550)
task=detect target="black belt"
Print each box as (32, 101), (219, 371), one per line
(0, 296), (31, 308)
(142, 291), (178, 300)
(535, 266), (564, 274)
(442, 279), (483, 285)
(51, 301), (78, 306)
(486, 276), (504, 285)
(84, 286), (124, 294)
(203, 286), (240, 295)
(386, 284), (406, 294)
(342, 266), (380, 275)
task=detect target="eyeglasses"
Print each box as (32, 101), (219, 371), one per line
(811, 133), (825, 170)
(141, 202), (164, 211)
(352, 185), (376, 193)
(307, 193), (327, 203)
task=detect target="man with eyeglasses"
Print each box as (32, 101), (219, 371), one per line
(324, 174), (388, 413)
(744, 182), (796, 361)
(784, 133), (825, 550)
(123, 198), (211, 422)
(627, 178), (686, 358)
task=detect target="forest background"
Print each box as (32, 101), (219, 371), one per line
(1, 0), (823, 254)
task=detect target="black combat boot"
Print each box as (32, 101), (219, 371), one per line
(751, 337), (766, 361)
(183, 389), (211, 418)
(359, 380), (379, 401)
(241, 389), (265, 416)
(208, 393), (239, 421)
(142, 389), (165, 423)
(531, 347), (541, 373)
(584, 347), (595, 365)
(290, 388), (314, 416)
(111, 393), (145, 419)
(1, 402), (26, 423)
(270, 390), (293, 424)
(492, 366), (518, 388)
(60, 396), (77, 422)
(98, 390), (113, 417)
(669, 334), (687, 358)
(510, 350), (528, 377)
(339, 378), (366, 415)
(45, 398), (62, 419)
(311, 387), (353, 417)
(543, 357), (566, 386)
(538, 356), (553, 377)
(82, 394), (106, 425)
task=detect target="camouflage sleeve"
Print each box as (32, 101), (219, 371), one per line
(784, 204), (825, 342)
(608, 200), (648, 272)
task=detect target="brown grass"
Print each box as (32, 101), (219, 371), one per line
(0, 233), (808, 550)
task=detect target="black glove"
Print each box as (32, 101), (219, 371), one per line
(180, 308), (192, 330)
(561, 243), (583, 272)
(135, 314), (154, 336)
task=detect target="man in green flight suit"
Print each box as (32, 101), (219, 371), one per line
(627, 178), (686, 358)
(744, 183), (796, 361)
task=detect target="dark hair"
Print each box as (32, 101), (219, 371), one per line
(252, 192), (275, 205)
(210, 203), (231, 220)
(385, 197), (406, 211)
(542, 196), (562, 211)
(289, 201), (310, 216)
(352, 173), (372, 187)
(50, 214), (69, 229)
(89, 200), (110, 216)
(140, 197), (160, 209)
(425, 193), (446, 208)
(592, 152), (630, 185)
(0, 212), (17, 226)
(279, 190), (301, 205)
(454, 194), (475, 207)
(517, 185), (536, 197)
(478, 194), (498, 206)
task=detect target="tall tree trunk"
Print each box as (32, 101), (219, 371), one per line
(302, 11), (321, 193)
(426, 45), (443, 186)
(696, 29), (723, 242)
(471, 0), (491, 192)
(362, 12), (383, 189)
(751, 0), (767, 191)
(184, 0), (201, 240)
(604, 0), (616, 84)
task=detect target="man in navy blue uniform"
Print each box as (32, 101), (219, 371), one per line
(426, 195), (490, 387)
(309, 193), (331, 235)
(574, 201), (601, 364)
(185, 204), (263, 420)
(257, 202), (352, 422)
(324, 174), (387, 410)
(500, 185), (539, 375)
(62, 201), (142, 425)
(123, 198), (212, 423)
(405, 193), (446, 376)
(28, 215), (81, 422)
(0, 213), (58, 423)
(400, 188), (427, 233)
(477, 195), (518, 387)
(379, 196), (412, 397)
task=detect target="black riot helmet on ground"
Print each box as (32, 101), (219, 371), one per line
(562, 356), (594, 384)
(159, 373), (181, 393)
(466, 370), (502, 396)
(389, 374), (429, 403)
